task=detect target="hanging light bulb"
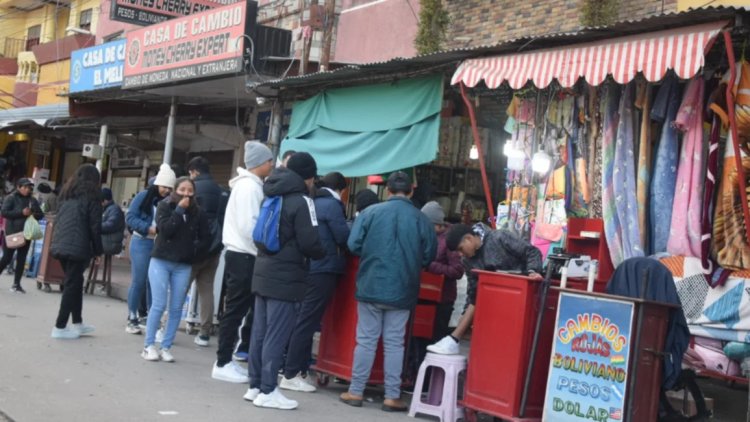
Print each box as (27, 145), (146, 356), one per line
(506, 148), (526, 171)
(469, 145), (479, 160)
(503, 141), (513, 156)
(532, 150), (552, 174)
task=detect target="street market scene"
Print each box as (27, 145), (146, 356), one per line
(1, 1), (750, 421)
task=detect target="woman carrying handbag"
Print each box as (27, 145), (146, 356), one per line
(0, 178), (43, 293)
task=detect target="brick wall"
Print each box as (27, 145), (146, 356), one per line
(444, 0), (678, 49)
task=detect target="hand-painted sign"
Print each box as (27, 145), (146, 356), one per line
(543, 292), (634, 422)
(110, 0), (242, 26)
(123, 2), (253, 89)
(70, 39), (127, 93)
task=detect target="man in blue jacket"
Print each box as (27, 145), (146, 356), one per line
(340, 171), (437, 412)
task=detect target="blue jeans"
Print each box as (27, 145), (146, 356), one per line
(128, 236), (154, 320)
(145, 258), (191, 350)
(349, 302), (410, 399)
(249, 296), (298, 394)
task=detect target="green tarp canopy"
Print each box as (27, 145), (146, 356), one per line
(280, 75), (442, 177)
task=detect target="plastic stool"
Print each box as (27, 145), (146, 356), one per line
(409, 352), (466, 422)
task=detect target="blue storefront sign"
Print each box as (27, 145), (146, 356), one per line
(70, 39), (126, 93)
(543, 292), (634, 422)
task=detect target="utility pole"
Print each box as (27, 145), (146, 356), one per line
(319, 0), (335, 72)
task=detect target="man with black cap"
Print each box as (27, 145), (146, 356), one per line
(340, 171), (437, 412)
(244, 152), (325, 410)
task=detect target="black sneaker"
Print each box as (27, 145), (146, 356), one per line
(10, 285), (26, 294)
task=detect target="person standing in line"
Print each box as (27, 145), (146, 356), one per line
(187, 156), (228, 347)
(124, 164), (175, 334)
(280, 172), (350, 392)
(101, 188), (125, 256)
(0, 178), (43, 293)
(141, 177), (210, 362)
(245, 152), (325, 410)
(211, 141), (274, 382)
(49, 164), (103, 339)
(339, 171), (437, 412)
(280, 150), (296, 167)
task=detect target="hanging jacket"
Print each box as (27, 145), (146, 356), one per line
(1, 191), (43, 234)
(151, 196), (210, 264)
(426, 229), (464, 304)
(309, 188), (350, 275)
(252, 167), (325, 302)
(50, 197), (102, 261)
(101, 201), (125, 255)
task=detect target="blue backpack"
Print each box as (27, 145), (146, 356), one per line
(253, 196), (283, 254)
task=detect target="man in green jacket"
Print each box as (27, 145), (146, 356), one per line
(340, 171), (437, 412)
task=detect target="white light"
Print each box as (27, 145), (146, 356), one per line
(469, 145), (479, 160)
(506, 148), (526, 171)
(7, 131), (14, 135)
(503, 142), (513, 156)
(532, 151), (552, 174)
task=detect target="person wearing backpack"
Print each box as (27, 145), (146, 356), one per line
(0, 177), (43, 293)
(245, 152), (325, 410)
(187, 156), (228, 347)
(212, 141), (274, 383)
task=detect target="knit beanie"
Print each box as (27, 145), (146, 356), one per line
(446, 224), (474, 251)
(244, 141), (273, 169)
(286, 152), (317, 180)
(421, 201), (445, 225)
(355, 190), (379, 212)
(153, 163), (176, 189)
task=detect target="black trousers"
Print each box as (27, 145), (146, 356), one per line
(55, 259), (89, 329)
(216, 250), (255, 366)
(283, 272), (339, 378)
(0, 242), (30, 286)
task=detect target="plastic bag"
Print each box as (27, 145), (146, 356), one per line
(23, 216), (42, 241)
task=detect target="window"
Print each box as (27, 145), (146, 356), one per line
(79, 9), (93, 31)
(25, 25), (41, 51)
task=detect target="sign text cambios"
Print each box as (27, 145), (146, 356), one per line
(70, 39), (127, 93)
(110, 0), (242, 26)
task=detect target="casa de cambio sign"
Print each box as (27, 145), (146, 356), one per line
(111, 0), (242, 26)
(123, 2), (250, 89)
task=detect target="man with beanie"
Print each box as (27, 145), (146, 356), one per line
(245, 152), (325, 410)
(212, 141), (274, 383)
(340, 172), (437, 412)
(427, 223), (542, 355)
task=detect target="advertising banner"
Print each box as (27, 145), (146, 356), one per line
(543, 292), (634, 422)
(123, 2), (251, 89)
(110, 0), (242, 26)
(70, 40), (127, 93)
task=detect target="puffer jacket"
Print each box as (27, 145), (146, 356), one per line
(1, 191), (43, 234)
(50, 197), (103, 261)
(426, 229), (464, 304)
(252, 167), (325, 302)
(309, 188), (350, 275)
(151, 195), (210, 264)
(348, 196), (437, 310)
(193, 173), (228, 258)
(126, 189), (160, 237)
(101, 202), (125, 255)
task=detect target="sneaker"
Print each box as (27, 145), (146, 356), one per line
(141, 345), (159, 361)
(194, 335), (209, 347)
(211, 361), (249, 383)
(126, 321), (142, 335)
(160, 348), (175, 363)
(243, 388), (261, 402)
(253, 388), (298, 410)
(280, 374), (316, 393)
(426, 336), (460, 355)
(138, 316), (148, 329)
(10, 285), (25, 293)
(51, 327), (80, 339)
(233, 351), (249, 362)
(155, 328), (164, 344)
(71, 323), (95, 336)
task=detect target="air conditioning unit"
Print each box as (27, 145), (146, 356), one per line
(82, 144), (103, 159)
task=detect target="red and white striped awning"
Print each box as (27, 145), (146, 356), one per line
(451, 21), (729, 89)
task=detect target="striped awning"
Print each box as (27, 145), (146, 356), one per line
(451, 21), (729, 89)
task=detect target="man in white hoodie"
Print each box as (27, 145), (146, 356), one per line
(212, 141), (274, 383)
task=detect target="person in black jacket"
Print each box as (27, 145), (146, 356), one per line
(246, 152), (325, 410)
(141, 177), (210, 363)
(0, 177), (43, 293)
(50, 164), (102, 339)
(101, 188), (125, 256)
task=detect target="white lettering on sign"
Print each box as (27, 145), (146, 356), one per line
(190, 5), (243, 36)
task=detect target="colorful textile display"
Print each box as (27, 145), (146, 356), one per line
(635, 80), (652, 254)
(601, 84), (625, 266)
(702, 116), (731, 288)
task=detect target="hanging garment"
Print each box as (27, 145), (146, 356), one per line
(701, 116), (731, 287)
(601, 84), (625, 266)
(667, 78), (706, 258)
(649, 75), (682, 254)
(613, 82), (645, 261)
(588, 87), (602, 219)
(635, 80), (652, 254)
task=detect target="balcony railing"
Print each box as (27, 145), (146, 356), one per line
(1, 38), (27, 59)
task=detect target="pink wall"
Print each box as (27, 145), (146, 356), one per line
(95, 1), (141, 43)
(335, 0), (420, 64)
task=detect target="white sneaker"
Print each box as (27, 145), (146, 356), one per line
(427, 336), (460, 355)
(72, 323), (95, 336)
(211, 361), (249, 383)
(194, 335), (209, 347)
(243, 388), (261, 402)
(279, 374), (316, 393)
(253, 388), (298, 410)
(141, 345), (159, 361)
(155, 328), (164, 344)
(160, 348), (175, 363)
(51, 327), (80, 340)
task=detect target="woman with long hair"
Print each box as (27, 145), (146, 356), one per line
(50, 164), (102, 339)
(142, 176), (209, 362)
(0, 177), (43, 293)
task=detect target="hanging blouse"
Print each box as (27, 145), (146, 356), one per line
(601, 84), (625, 266)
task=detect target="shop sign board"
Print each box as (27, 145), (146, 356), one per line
(543, 292), (634, 422)
(110, 0), (242, 26)
(32, 140), (52, 156)
(70, 40), (127, 93)
(123, 2), (251, 89)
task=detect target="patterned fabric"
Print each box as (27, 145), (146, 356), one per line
(589, 87), (603, 219)
(601, 84), (624, 266)
(667, 77), (705, 258)
(701, 116), (724, 285)
(635, 80), (652, 254)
